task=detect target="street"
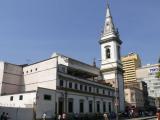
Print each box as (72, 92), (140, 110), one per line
(124, 116), (157, 120)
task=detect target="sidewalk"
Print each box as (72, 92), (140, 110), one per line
(124, 116), (157, 120)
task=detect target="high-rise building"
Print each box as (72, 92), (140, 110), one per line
(121, 53), (141, 86)
(136, 63), (160, 98)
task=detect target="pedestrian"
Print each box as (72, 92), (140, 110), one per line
(58, 114), (61, 120)
(42, 113), (46, 120)
(62, 113), (66, 120)
(103, 113), (109, 120)
(75, 113), (78, 120)
(0, 112), (5, 120)
(4, 113), (9, 120)
(157, 109), (160, 120)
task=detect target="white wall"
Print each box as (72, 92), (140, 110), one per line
(23, 58), (58, 91)
(0, 92), (36, 108)
(101, 41), (120, 67)
(36, 88), (56, 119)
(56, 90), (114, 114)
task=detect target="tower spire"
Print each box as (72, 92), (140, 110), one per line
(102, 0), (117, 38)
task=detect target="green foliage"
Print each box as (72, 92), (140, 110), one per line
(156, 71), (160, 78)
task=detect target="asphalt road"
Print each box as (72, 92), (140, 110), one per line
(124, 116), (157, 120)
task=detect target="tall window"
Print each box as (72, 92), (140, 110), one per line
(89, 101), (93, 113)
(96, 101), (100, 113)
(19, 95), (23, 100)
(60, 80), (63, 87)
(96, 88), (99, 94)
(85, 85), (87, 91)
(80, 85), (83, 91)
(103, 90), (105, 95)
(79, 100), (84, 113)
(108, 102), (112, 113)
(69, 82), (72, 89)
(68, 98), (73, 113)
(108, 91), (110, 96)
(10, 96), (13, 101)
(89, 87), (92, 92)
(105, 47), (111, 59)
(103, 102), (106, 113)
(75, 83), (78, 90)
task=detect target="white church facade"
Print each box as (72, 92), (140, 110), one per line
(0, 2), (125, 120)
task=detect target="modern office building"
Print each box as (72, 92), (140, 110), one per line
(122, 53), (141, 86)
(136, 64), (160, 98)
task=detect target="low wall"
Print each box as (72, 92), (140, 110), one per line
(0, 107), (34, 120)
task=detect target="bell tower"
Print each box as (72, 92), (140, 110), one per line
(99, 2), (125, 112)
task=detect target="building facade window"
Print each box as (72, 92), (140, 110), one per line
(108, 102), (112, 113)
(69, 82), (72, 89)
(105, 46), (111, 59)
(19, 95), (23, 100)
(80, 85), (83, 91)
(89, 87), (92, 92)
(60, 80), (64, 87)
(108, 91), (110, 96)
(75, 83), (78, 90)
(96, 88), (99, 94)
(79, 100), (84, 113)
(103, 102), (106, 113)
(44, 94), (52, 101)
(89, 101), (93, 113)
(85, 85), (87, 91)
(68, 99), (73, 113)
(96, 101), (100, 113)
(10, 96), (13, 101)
(103, 90), (105, 95)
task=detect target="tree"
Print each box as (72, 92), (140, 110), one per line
(157, 57), (160, 78)
(157, 71), (160, 78)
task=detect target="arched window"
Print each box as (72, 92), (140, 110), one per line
(106, 48), (111, 59)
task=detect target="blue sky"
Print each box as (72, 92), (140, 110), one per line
(0, 0), (159, 65)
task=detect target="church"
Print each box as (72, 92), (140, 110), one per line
(0, 2), (125, 120)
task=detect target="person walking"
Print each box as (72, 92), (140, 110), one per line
(0, 112), (5, 120)
(103, 113), (109, 120)
(58, 115), (61, 120)
(157, 109), (160, 120)
(42, 113), (46, 120)
(4, 113), (9, 120)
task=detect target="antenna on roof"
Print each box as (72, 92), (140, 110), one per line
(93, 58), (96, 67)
